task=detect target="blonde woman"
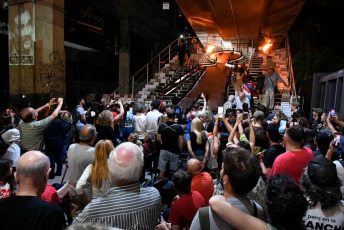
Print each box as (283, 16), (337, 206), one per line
(186, 117), (209, 167)
(76, 140), (114, 199)
(128, 133), (143, 151)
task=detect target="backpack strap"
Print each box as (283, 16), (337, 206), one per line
(251, 201), (258, 217)
(199, 206), (210, 230)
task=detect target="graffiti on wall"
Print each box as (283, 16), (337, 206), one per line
(38, 52), (65, 97)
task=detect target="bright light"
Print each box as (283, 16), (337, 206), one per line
(180, 35), (183, 38)
(206, 45), (215, 53)
(210, 53), (216, 59)
(263, 39), (272, 52)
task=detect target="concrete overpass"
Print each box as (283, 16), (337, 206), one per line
(176, 0), (305, 50)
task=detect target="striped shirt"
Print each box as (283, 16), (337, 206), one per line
(19, 116), (52, 151)
(73, 182), (161, 229)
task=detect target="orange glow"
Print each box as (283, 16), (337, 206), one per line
(263, 39), (272, 52)
(210, 53), (216, 59)
(206, 45), (215, 53)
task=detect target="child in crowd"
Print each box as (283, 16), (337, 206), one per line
(0, 160), (15, 199)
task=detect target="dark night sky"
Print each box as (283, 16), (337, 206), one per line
(290, 0), (344, 56)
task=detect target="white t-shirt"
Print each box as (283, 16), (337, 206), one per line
(233, 96), (250, 110)
(146, 110), (162, 134)
(303, 201), (344, 230)
(1, 143), (20, 167)
(334, 161), (344, 196)
(132, 113), (146, 139)
(76, 106), (85, 132)
(0, 183), (11, 199)
(1, 128), (20, 167)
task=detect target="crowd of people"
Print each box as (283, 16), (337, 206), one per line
(0, 91), (344, 230)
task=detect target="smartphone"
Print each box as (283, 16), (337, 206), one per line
(218, 106), (223, 116)
(333, 133), (341, 148)
(243, 112), (248, 120)
(278, 120), (287, 134)
(330, 109), (336, 117)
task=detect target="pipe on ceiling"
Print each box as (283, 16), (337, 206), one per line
(228, 0), (240, 50)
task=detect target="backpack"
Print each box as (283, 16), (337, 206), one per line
(175, 106), (184, 124)
(71, 105), (81, 125)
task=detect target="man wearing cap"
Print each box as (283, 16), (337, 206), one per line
(270, 125), (314, 185)
(233, 92), (250, 110)
(302, 157), (344, 229)
(252, 111), (264, 128)
(291, 102), (299, 114)
(187, 158), (214, 205)
(262, 68), (288, 110)
(311, 108), (323, 130)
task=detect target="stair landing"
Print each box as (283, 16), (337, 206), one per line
(179, 52), (232, 110)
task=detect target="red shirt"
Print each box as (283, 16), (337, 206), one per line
(270, 147), (314, 185)
(191, 172), (214, 205)
(169, 191), (205, 229)
(41, 183), (60, 205)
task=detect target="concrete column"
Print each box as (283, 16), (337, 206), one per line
(8, 0), (65, 106)
(119, 17), (130, 94)
(151, 41), (160, 76)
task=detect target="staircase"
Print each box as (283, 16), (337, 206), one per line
(258, 47), (291, 104)
(137, 56), (206, 106)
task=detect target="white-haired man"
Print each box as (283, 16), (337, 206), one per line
(73, 142), (161, 229)
(0, 151), (65, 230)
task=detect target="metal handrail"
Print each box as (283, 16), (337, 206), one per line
(112, 37), (180, 96)
(285, 36), (297, 100)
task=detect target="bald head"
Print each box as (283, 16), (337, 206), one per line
(187, 158), (202, 176)
(15, 151), (50, 196)
(239, 92), (245, 100)
(79, 124), (97, 144)
(16, 151), (50, 178)
(108, 142), (143, 185)
(21, 107), (36, 122)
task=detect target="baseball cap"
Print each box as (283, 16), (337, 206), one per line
(253, 111), (265, 119)
(307, 156), (338, 187)
(312, 108), (323, 114)
(267, 113), (274, 120)
(291, 102), (300, 107)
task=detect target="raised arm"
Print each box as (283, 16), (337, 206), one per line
(112, 100), (124, 123)
(222, 114), (233, 133)
(229, 114), (242, 143)
(36, 98), (57, 113)
(212, 115), (220, 159)
(50, 98), (63, 120)
(209, 195), (269, 230)
(247, 116), (256, 156)
(201, 93), (207, 114)
(326, 113), (337, 135)
(334, 115), (344, 128)
(325, 141), (335, 160)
